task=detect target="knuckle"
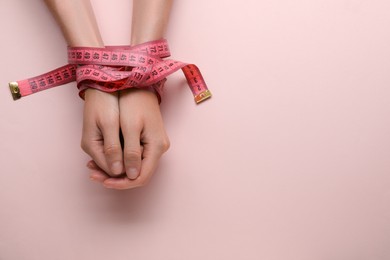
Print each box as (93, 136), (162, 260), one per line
(124, 148), (142, 161)
(156, 137), (170, 153)
(80, 139), (90, 153)
(103, 143), (121, 157)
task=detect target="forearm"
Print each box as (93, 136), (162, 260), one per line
(130, 0), (173, 45)
(43, 0), (103, 47)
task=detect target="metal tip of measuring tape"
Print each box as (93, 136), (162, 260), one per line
(9, 82), (21, 100)
(194, 90), (212, 104)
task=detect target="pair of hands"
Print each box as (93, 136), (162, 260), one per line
(81, 88), (170, 190)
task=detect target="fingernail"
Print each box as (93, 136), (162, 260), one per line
(89, 175), (98, 182)
(127, 168), (139, 179)
(111, 161), (123, 175)
(86, 161), (94, 169)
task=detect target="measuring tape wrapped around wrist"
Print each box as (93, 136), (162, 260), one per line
(8, 39), (211, 104)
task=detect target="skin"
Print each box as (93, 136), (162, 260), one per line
(44, 0), (172, 189)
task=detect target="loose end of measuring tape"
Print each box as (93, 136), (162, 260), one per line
(182, 64), (212, 104)
(8, 64), (77, 101)
(8, 80), (32, 100)
(9, 82), (21, 100)
(194, 89), (212, 104)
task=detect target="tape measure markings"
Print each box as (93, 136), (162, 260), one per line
(9, 39), (211, 103)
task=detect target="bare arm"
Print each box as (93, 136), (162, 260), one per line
(130, 0), (173, 45)
(90, 0), (173, 189)
(43, 0), (103, 47)
(44, 0), (124, 178)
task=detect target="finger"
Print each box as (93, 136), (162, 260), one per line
(90, 171), (109, 182)
(120, 120), (142, 180)
(102, 156), (159, 189)
(87, 160), (110, 182)
(86, 160), (101, 170)
(82, 89), (121, 177)
(86, 160), (97, 170)
(101, 121), (123, 177)
(103, 143), (162, 189)
(81, 127), (111, 174)
(136, 141), (164, 184)
(103, 177), (133, 189)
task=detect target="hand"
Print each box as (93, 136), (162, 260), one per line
(88, 88), (170, 190)
(81, 88), (124, 177)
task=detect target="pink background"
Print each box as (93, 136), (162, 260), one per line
(1, 0), (390, 259)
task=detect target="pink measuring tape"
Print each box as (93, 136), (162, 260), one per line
(9, 39), (211, 104)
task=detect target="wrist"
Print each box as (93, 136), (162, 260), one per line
(84, 88), (118, 101)
(119, 88), (159, 103)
